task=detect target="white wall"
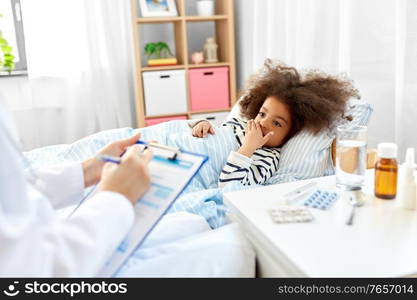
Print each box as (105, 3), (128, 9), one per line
(3, 0), (405, 153)
(233, 0), (414, 154)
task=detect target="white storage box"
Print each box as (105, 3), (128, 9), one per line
(191, 111), (230, 127)
(142, 70), (188, 116)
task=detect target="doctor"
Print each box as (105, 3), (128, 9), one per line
(0, 103), (153, 277)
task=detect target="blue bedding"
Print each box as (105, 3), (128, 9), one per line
(24, 121), (247, 228)
(24, 102), (373, 229)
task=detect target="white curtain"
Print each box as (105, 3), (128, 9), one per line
(19, 0), (135, 148)
(236, 0), (417, 159)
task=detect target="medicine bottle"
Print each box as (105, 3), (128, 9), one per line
(375, 143), (398, 199)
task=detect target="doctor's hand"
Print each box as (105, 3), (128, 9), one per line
(82, 132), (142, 187)
(98, 145), (153, 205)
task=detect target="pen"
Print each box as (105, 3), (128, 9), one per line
(96, 144), (150, 164)
(97, 141), (177, 163)
(96, 154), (122, 164)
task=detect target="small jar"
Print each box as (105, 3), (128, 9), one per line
(374, 143), (398, 199)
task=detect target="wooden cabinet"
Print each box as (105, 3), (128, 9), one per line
(130, 0), (236, 127)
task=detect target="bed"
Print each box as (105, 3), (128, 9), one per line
(22, 100), (372, 277)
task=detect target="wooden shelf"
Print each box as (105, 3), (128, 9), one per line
(141, 62), (230, 71)
(137, 17), (182, 23)
(185, 15), (228, 22)
(141, 65), (186, 71)
(146, 108), (231, 119)
(131, 0), (237, 127)
(190, 108), (231, 114)
(188, 62), (230, 69)
(136, 15), (228, 24)
(146, 112), (188, 119)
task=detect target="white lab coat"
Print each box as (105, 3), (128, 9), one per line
(0, 105), (135, 277)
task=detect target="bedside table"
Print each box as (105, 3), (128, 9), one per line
(224, 171), (417, 277)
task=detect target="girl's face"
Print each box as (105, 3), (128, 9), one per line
(254, 96), (292, 147)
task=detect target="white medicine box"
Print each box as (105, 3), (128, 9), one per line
(142, 70), (188, 116)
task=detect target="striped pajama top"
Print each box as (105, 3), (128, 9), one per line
(218, 118), (281, 187)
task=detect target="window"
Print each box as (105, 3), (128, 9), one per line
(0, 0), (26, 75)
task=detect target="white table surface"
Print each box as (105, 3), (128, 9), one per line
(224, 171), (417, 277)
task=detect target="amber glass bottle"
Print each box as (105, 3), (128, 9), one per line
(374, 143), (398, 199)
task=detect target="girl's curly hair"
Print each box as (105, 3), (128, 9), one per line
(239, 59), (360, 139)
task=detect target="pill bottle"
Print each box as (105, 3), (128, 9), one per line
(374, 143), (398, 199)
(396, 148), (417, 210)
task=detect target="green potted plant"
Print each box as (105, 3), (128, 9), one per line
(0, 13), (15, 73)
(144, 41), (177, 67)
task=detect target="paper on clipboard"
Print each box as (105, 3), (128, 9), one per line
(97, 149), (207, 277)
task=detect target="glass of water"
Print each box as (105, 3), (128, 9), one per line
(336, 125), (367, 190)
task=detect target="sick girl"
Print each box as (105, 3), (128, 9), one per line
(189, 59), (360, 187)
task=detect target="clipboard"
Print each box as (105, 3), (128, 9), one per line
(97, 142), (208, 277)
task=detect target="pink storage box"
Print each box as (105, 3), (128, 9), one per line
(145, 115), (187, 127)
(189, 67), (229, 111)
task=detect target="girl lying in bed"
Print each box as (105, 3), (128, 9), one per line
(189, 59), (359, 187)
(24, 60), (359, 194)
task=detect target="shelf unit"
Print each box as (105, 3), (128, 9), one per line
(130, 0), (236, 127)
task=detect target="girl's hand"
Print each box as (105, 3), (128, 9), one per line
(238, 120), (274, 157)
(192, 121), (215, 138)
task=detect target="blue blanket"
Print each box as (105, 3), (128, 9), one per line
(24, 121), (246, 228)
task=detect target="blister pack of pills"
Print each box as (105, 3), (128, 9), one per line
(269, 205), (314, 224)
(303, 189), (338, 210)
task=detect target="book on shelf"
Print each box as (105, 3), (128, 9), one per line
(147, 58), (178, 67)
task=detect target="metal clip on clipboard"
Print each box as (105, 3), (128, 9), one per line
(136, 141), (179, 160)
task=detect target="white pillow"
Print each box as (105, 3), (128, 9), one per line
(225, 100), (373, 184)
(267, 100), (373, 184)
